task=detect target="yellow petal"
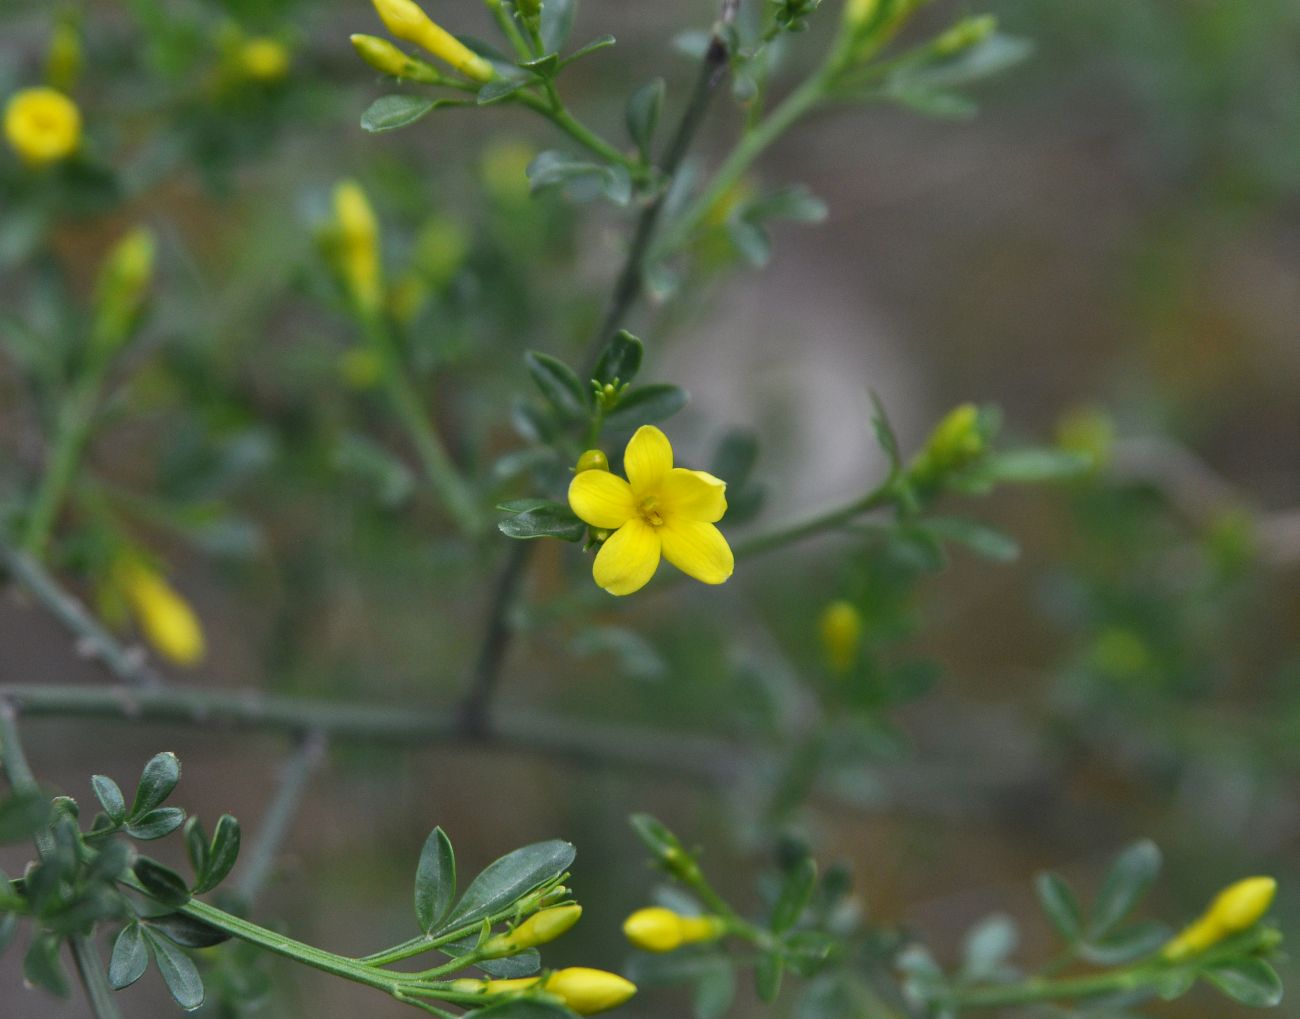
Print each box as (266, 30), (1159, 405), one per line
(569, 470), (636, 529)
(660, 468), (727, 523)
(623, 425), (673, 495)
(660, 519), (733, 586)
(592, 520), (661, 595)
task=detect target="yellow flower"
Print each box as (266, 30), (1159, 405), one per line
(370, 0), (494, 82)
(819, 600), (863, 674)
(117, 561), (206, 667)
(568, 426), (733, 596)
(623, 907), (725, 953)
(453, 967), (636, 1015)
(332, 180), (383, 313)
(4, 87), (81, 167)
(481, 905), (583, 956)
(239, 37), (291, 82)
(1163, 876), (1277, 961)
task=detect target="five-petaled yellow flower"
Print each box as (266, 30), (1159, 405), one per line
(568, 426), (733, 596)
(4, 87), (81, 167)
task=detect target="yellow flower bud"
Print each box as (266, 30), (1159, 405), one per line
(117, 561), (205, 667)
(575, 450), (609, 474)
(622, 907), (725, 953)
(819, 600), (863, 674)
(4, 87), (81, 167)
(481, 905), (583, 956)
(934, 15), (997, 56)
(1163, 876), (1277, 961)
(46, 21), (83, 92)
(543, 968), (637, 1015)
(911, 402), (986, 485)
(92, 228), (156, 355)
(239, 37), (291, 82)
(843, 0), (879, 27)
(332, 180), (383, 313)
(370, 0), (494, 82)
(350, 34), (442, 83)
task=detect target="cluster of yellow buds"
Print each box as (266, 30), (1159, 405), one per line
(622, 907), (726, 953)
(4, 86), (81, 168)
(328, 180), (384, 314)
(479, 905), (583, 957)
(1162, 876), (1277, 961)
(451, 967), (636, 1015)
(365, 0), (494, 83)
(818, 600), (864, 674)
(113, 558), (206, 667)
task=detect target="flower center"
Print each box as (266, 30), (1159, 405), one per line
(638, 496), (664, 527)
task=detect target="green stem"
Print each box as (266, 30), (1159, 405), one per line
(514, 91), (640, 175)
(949, 965), (1162, 1009)
(486, 0), (532, 60)
(21, 376), (99, 556)
(732, 481), (897, 560)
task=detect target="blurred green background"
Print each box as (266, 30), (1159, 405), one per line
(2, 0), (1299, 1015)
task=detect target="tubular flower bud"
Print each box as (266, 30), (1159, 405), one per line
(843, 0), (879, 26)
(454, 967), (636, 1015)
(623, 907), (725, 953)
(910, 402), (985, 486)
(1163, 876), (1277, 961)
(92, 228), (156, 355)
(350, 34), (442, 83)
(934, 15), (997, 56)
(819, 600), (863, 674)
(575, 450), (609, 474)
(239, 37), (291, 82)
(117, 561), (206, 667)
(370, 0), (494, 82)
(46, 21), (83, 91)
(332, 180), (383, 313)
(4, 87), (81, 167)
(481, 905), (583, 956)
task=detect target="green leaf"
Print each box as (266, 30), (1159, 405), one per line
(924, 517), (1020, 562)
(194, 814), (240, 894)
(525, 351), (589, 419)
(146, 913), (231, 949)
(961, 913), (1018, 979)
(0, 913), (18, 957)
(1077, 920), (1167, 966)
(539, 0), (575, 54)
(1204, 958), (1283, 1007)
(603, 384), (688, 430)
(755, 951), (784, 1002)
(125, 807), (186, 841)
(109, 923), (149, 990)
(1089, 840), (1160, 939)
(472, 947), (541, 978)
(1034, 872), (1083, 943)
(593, 330), (644, 387)
(868, 390), (901, 472)
(130, 752), (180, 820)
(145, 928), (205, 1010)
(771, 856), (817, 934)
(527, 151), (631, 205)
(91, 775), (127, 823)
(25, 933), (69, 997)
(184, 817), (208, 886)
(979, 448), (1091, 484)
(442, 839), (575, 930)
(478, 75), (533, 106)
(693, 961), (736, 1019)
(629, 813), (684, 860)
(0, 791), (51, 844)
(563, 34), (616, 65)
(134, 857), (191, 908)
(498, 503), (587, 542)
(415, 826), (457, 934)
(626, 79), (665, 161)
(86, 839), (135, 883)
(360, 95), (469, 133)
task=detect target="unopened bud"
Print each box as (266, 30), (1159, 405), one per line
(1163, 876), (1277, 961)
(92, 228), (156, 356)
(481, 905), (583, 956)
(819, 600), (863, 674)
(370, 0), (494, 82)
(575, 450), (609, 474)
(351, 34), (442, 83)
(623, 907), (725, 953)
(934, 15), (997, 56)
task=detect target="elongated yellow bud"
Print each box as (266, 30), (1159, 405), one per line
(843, 0), (879, 26)
(4, 87), (81, 167)
(910, 402), (986, 486)
(350, 34), (442, 83)
(453, 967), (636, 1015)
(622, 907), (725, 953)
(118, 562), (205, 667)
(1163, 876), (1277, 961)
(481, 905), (583, 956)
(370, 0), (494, 82)
(575, 450), (609, 474)
(46, 21), (83, 91)
(934, 15), (997, 56)
(332, 180), (383, 313)
(92, 228), (156, 356)
(819, 600), (863, 674)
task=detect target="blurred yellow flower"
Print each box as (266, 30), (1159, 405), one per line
(1163, 876), (1277, 961)
(239, 37), (291, 82)
(568, 425), (733, 596)
(332, 180), (383, 313)
(370, 0), (494, 82)
(819, 600), (863, 674)
(117, 561), (206, 667)
(622, 906), (725, 953)
(4, 87), (81, 167)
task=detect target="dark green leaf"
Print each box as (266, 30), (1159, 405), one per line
(184, 817), (208, 885)
(415, 826), (457, 934)
(146, 928), (204, 1010)
(91, 776), (126, 824)
(360, 95), (468, 133)
(563, 35), (616, 65)
(521, 54), (559, 78)
(442, 839), (575, 930)
(539, 0), (575, 54)
(125, 807), (186, 841)
(1078, 921), (1167, 966)
(629, 814), (684, 860)
(527, 151), (630, 205)
(1034, 872), (1083, 943)
(693, 961), (736, 1019)
(603, 384), (688, 430)
(1089, 840), (1161, 938)
(756, 951), (784, 1002)
(134, 857), (191, 908)
(593, 330), (643, 387)
(498, 503), (587, 542)
(86, 839), (135, 883)
(0, 791), (51, 844)
(130, 752), (180, 820)
(496, 498), (556, 514)
(771, 856), (817, 934)
(474, 948), (540, 978)
(478, 75), (532, 106)
(525, 351), (589, 419)
(194, 814), (240, 894)
(783, 931), (837, 976)
(109, 923), (149, 990)
(146, 913), (231, 948)
(24, 933), (69, 997)
(626, 79), (665, 161)
(0, 913), (18, 957)
(1204, 958), (1283, 1007)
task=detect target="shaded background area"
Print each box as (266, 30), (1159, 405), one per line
(2, 0), (1299, 1015)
